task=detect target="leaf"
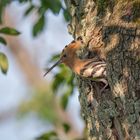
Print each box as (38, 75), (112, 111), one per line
(0, 36), (7, 45)
(49, 0), (62, 14)
(33, 15), (45, 37)
(63, 9), (71, 22)
(38, 6), (47, 15)
(0, 52), (8, 74)
(66, 74), (74, 85)
(18, 0), (30, 2)
(52, 73), (65, 92)
(41, 0), (62, 14)
(0, 5), (3, 24)
(62, 123), (71, 133)
(24, 5), (34, 16)
(0, 0), (11, 24)
(49, 54), (60, 62)
(60, 92), (70, 110)
(36, 131), (58, 140)
(0, 27), (20, 35)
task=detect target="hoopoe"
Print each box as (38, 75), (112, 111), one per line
(44, 37), (108, 92)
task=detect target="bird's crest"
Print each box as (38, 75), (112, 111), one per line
(61, 36), (83, 55)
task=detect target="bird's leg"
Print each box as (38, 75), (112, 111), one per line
(100, 82), (108, 94)
(92, 78), (109, 94)
(99, 79), (109, 94)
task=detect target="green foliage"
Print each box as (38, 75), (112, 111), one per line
(33, 15), (45, 36)
(0, 26), (20, 75)
(40, 0), (62, 14)
(63, 9), (71, 22)
(0, 52), (8, 74)
(0, 27), (20, 35)
(0, 0), (11, 23)
(63, 8), (71, 22)
(62, 123), (71, 133)
(0, 37), (7, 45)
(48, 53), (75, 109)
(18, 0), (32, 3)
(60, 84), (74, 109)
(24, 4), (35, 16)
(0, 1), (76, 139)
(22, 0), (71, 37)
(36, 131), (59, 140)
(61, 91), (70, 109)
(0, 0), (71, 37)
(52, 64), (74, 109)
(52, 65), (72, 92)
(18, 87), (59, 123)
(43, 54), (75, 110)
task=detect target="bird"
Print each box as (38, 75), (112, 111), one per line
(44, 37), (108, 92)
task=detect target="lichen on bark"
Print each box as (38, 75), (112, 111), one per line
(65, 0), (140, 139)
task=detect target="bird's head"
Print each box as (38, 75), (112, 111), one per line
(44, 37), (83, 76)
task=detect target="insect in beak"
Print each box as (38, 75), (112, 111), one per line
(44, 59), (62, 77)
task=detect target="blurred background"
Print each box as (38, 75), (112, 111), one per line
(0, 0), (84, 140)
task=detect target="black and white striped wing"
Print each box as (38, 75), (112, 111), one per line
(80, 60), (106, 79)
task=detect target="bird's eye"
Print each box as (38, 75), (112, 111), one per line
(63, 54), (67, 58)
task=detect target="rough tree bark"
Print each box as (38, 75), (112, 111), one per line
(65, 0), (140, 140)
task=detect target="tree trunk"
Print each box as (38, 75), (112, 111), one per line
(65, 0), (140, 140)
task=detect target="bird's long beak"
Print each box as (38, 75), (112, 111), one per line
(44, 59), (62, 77)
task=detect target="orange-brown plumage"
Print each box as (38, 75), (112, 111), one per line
(44, 37), (84, 76)
(44, 37), (108, 91)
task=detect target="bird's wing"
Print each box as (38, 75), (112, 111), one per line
(80, 60), (106, 78)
